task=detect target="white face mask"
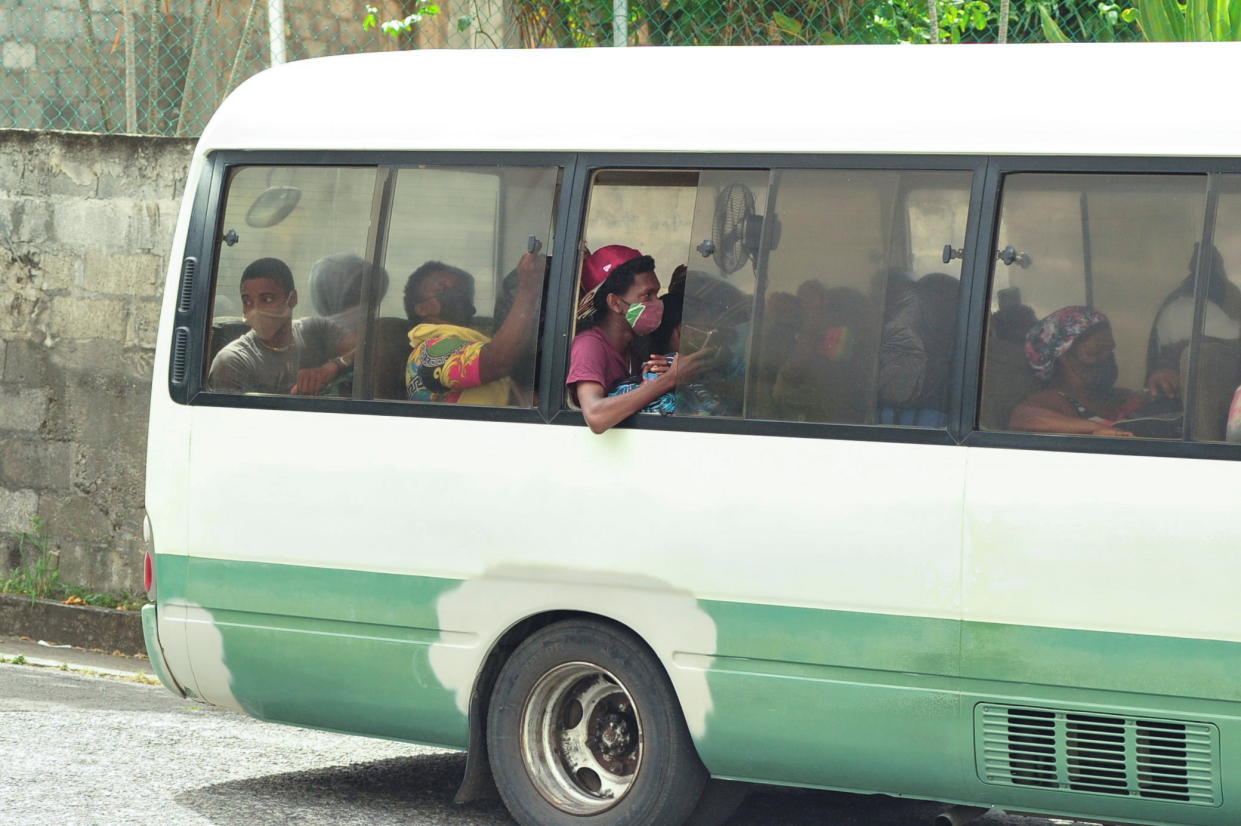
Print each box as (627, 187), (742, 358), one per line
(244, 302), (293, 342)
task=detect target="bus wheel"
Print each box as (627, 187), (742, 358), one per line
(487, 618), (709, 826)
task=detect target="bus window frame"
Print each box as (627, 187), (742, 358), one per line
(960, 154), (1241, 463)
(176, 149), (577, 426)
(171, 148), (1241, 461)
(547, 152), (989, 447)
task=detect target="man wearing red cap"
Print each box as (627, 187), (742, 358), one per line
(567, 245), (710, 433)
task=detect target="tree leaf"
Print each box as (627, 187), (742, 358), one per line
(772, 11), (803, 35)
(457, 14), (474, 32)
(1219, 0), (1241, 37)
(1038, 4), (1073, 41)
(1189, 0), (1213, 39)
(1134, 0), (1184, 40)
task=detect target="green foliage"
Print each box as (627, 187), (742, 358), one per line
(1128, 0), (1241, 39)
(2, 516), (145, 610)
(2, 517), (60, 602)
(1040, 1), (1138, 41)
(363, 1), (481, 40)
(359, 0), (1236, 46)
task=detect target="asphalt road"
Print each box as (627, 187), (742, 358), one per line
(0, 659), (1094, 826)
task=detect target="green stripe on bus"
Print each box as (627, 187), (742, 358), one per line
(698, 599), (1241, 825)
(177, 556), (468, 748)
(159, 555), (1241, 823)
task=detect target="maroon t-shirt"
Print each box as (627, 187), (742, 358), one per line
(566, 327), (632, 396)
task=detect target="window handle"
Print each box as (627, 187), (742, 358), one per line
(942, 245), (964, 264)
(996, 245), (1032, 268)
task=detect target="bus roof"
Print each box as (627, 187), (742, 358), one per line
(199, 43), (1241, 158)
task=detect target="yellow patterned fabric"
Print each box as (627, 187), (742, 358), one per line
(406, 323), (511, 406)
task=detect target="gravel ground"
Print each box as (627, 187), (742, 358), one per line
(0, 659), (1093, 826)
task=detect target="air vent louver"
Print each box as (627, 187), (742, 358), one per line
(977, 704), (1218, 807)
(176, 257), (197, 314)
(170, 327), (189, 385)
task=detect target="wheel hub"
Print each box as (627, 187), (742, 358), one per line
(519, 662), (644, 815)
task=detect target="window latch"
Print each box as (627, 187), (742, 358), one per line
(996, 245), (1032, 268)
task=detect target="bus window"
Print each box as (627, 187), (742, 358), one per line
(205, 165), (378, 397)
(1187, 176), (1241, 442)
(979, 173), (1208, 437)
(568, 169), (705, 417)
(575, 167), (971, 427)
(692, 168), (970, 426)
(378, 165), (560, 406)
(582, 169), (699, 283)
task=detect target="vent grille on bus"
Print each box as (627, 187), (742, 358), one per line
(976, 704), (1218, 807)
(170, 327), (189, 385)
(176, 257), (196, 314)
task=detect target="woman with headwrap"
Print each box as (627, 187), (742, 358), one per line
(1010, 306), (1149, 437)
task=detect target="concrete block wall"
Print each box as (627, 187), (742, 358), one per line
(0, 129), (194, 593)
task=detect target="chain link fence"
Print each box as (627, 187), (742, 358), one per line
(2, 0), (1139, 138)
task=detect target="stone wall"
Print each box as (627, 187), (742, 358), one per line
(0, 129), (194, 593)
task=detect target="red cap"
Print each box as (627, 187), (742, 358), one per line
(581, 245), (643, 294)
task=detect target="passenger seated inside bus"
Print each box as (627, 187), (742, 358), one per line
(1145, 244), (1241, 399)
(403, 252), (543, 405)
(606, 271), (727, 416)
(877, 271), (959, 427)
(567, 245), (712, 433)
(768, 280), (877, 424)
(207, 257), (357, 395)
(307, 252), (389, 396)
(1010, 306), (1177, 438)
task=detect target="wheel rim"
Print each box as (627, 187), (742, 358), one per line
(520, 661), (643, 815)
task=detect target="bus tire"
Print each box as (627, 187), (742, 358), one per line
(486, 617), (709, 826)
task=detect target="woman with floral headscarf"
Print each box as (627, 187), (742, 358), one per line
(1010, 306), (1149, 437)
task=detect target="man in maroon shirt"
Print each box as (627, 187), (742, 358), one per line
(566, 245), (710, 433)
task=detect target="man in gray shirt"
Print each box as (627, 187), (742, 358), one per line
(208, 257), (354, 395)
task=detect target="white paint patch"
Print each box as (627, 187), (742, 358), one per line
(180, 603), (241, 712)
(429, 566), (718, 739)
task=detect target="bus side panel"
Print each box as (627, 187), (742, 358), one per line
(181, 556), (468, 747)
(142, 151), (203, 700)
(182, 406), (967, 783)
(183, 406), (469, 746)
(962, 447), (1241, 826)
(693, 600), (966, 799)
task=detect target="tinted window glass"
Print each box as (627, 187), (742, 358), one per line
(681, 169), (970, 425)
(573, 167), (970, 427)
(1187, 175), (1241, 442)
(205, 166), (378, 396)
(979, 173), (1207, 438)
(379, 166), (559, 406)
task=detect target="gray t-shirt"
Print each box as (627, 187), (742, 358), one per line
(208, 317), (342, 394)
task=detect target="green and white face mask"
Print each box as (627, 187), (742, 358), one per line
(625, 300), (664, 336)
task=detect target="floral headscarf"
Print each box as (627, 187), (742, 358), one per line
(1025, 306), (1110, 381)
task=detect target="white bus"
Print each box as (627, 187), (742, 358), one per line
(142, 43), (1241, 826)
